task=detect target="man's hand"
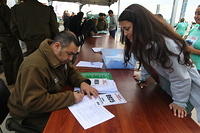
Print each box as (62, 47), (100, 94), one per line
(80, 82), (98, 98)
(169, 103), (187, 118)
(185, 45), (200, 55)
(73, 92), (84, 103)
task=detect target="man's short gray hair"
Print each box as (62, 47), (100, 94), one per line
(52, 31), (79, 47)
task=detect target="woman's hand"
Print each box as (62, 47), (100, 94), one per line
(169, 103), (187, 118)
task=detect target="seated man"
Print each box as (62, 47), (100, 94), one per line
(7, 31), (98, 132)
(96, 13), (107, 31)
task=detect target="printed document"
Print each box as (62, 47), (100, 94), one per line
(74, 79), (118, 93)
(89, 78), (118, 93)
(76, 61), (103, 68)
(95, 92), (127, 106)
(68, 96), (114, 129)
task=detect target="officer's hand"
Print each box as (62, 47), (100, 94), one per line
(80, 82), (98, 98)
(169, 103), (187, 118)
(73, 92), (84, 103)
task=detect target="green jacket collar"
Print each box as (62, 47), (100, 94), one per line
(39, 39), (62, 68)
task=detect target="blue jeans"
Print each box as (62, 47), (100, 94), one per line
(109, 29), (116, 38)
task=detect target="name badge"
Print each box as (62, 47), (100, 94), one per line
(186, 36), (198, 45)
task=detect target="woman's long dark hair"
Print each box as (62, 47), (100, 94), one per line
(119, 4), (192, 71)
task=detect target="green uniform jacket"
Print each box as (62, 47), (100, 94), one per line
(0, 4), (10, 34)
(8, 39), (89, 119)
(10, 0), (59, 42)
(96, 18), (107, 31)
(175, 22), (188, 36)
(186, 24), (200, 70)
(0, 4), (24, 85)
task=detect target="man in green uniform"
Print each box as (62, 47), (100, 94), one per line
(10, 0), (59, 56)
(175, 18), (188, 37)
(0, 0), (23, 85)
(186, 7), (200, 73)
(8, 31), (98, 132)
(96, 13), (108, 31)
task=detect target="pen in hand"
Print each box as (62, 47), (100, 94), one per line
(73, 91), (84, 103)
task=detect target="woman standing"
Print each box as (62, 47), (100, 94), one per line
(118, 4), (200, 122)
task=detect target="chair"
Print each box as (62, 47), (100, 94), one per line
(6, 118), (39, 133)
(0, 79), (38, 133)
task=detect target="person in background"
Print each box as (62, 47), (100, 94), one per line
(10, 0), (59, 56)
(175, 18), (188, 37)
(69, 12), (84, 37)
(81, 17), (97, 37)
(185, 7), (200, 74)
(96, 13), (107, 31)
(0, 0), (23, 85)
(190, 22), (197, 30)
(71, 12), (75, 17)
(119, 4), (200, 122)
(155, 13), (163, 19)
(108, 10), (117, 38)
(62, 10), (70, 31)
(8, 31), (98, 132)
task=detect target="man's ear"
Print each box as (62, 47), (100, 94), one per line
(54, 42), (62, 48)
(51, 42), (62, 53)
(52, 42), (62, 50)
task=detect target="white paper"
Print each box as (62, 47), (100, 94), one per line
(95, 92), (127, 106)
(90, 79), (118, 93)
(76, 61), (103, 68)
(92, 47), (103, 53)
(92, 35), (102, 38)
(68, 96), (114, 129)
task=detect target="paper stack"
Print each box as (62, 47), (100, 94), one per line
(68, 96), (114, 129)
(76, 61), (103, 68)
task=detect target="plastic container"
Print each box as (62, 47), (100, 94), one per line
(101, 48), (135, 69)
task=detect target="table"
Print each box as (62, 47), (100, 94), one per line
(43, 35), (200, 133)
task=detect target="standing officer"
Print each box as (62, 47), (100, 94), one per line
(0, 0), (23, 85)
(10, 0), (59, 56)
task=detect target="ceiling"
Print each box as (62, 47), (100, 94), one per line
(52, 0), (118, 6)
